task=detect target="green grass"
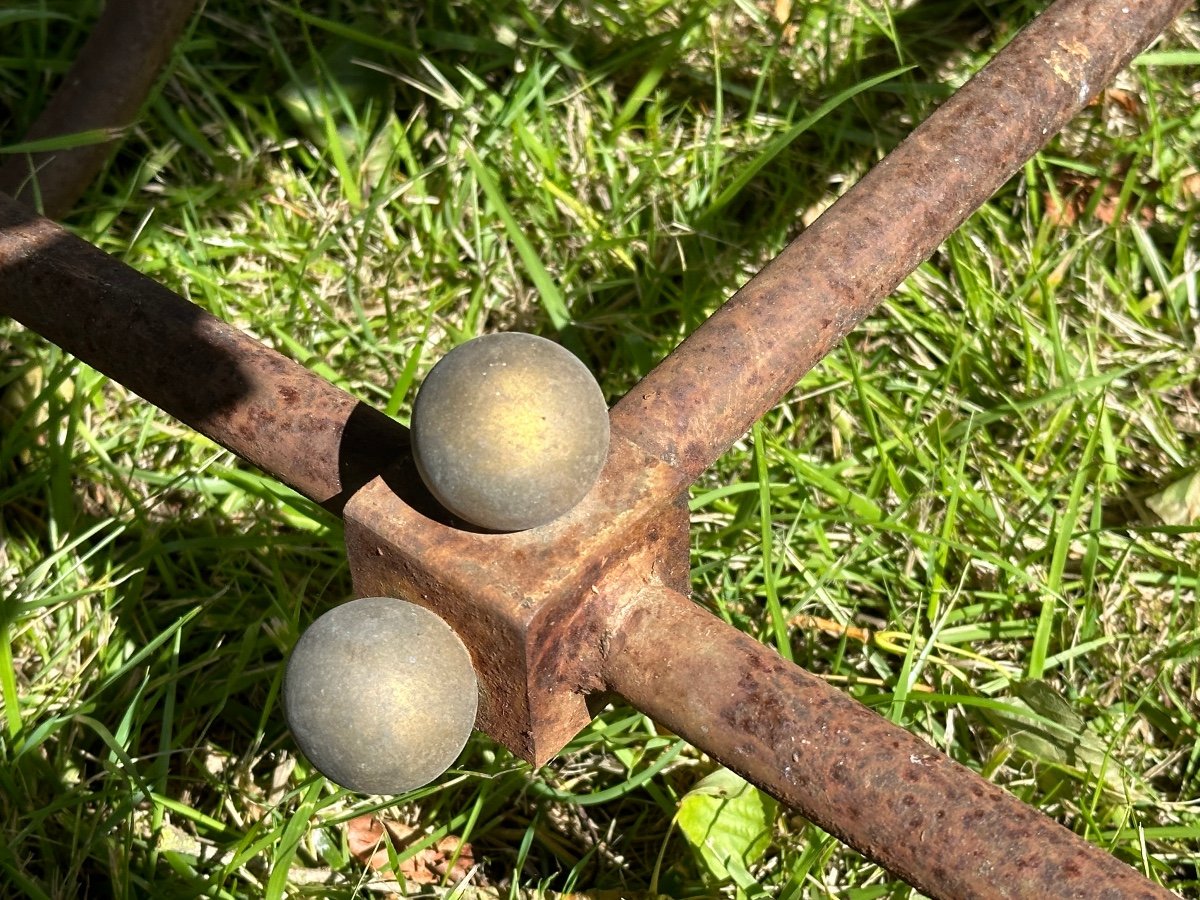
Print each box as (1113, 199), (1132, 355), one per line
(2, 0), (1199, 896)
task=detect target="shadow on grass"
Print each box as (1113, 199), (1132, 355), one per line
(0, 0), (1099, 894)
(4, 0), (1029, 372)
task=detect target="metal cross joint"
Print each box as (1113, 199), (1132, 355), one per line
(0, 0), (1190, 896)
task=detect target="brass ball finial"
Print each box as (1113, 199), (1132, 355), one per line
(411, 332), (610, 531)
(283, 596), (478, 794)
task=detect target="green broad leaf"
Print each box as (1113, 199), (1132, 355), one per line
(1146, 470), (1200, 527)
(361, 110), (405, 188)
(276, 33), (392, 135)
(0, 362), (46, 430)
(274, 20), (394, 197)
(978, 680), (1144, 800)
(0, 362), (75, 465)
(676, 768), (776, 882)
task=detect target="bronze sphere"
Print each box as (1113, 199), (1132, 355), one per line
(411, 332), (610, 531)
(283, 596), (478, 794)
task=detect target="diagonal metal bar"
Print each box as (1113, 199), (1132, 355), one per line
(610, 0), (1191, 478)
(0, 195), (410, 515)
(0, 0), (1191, 896)
(0, 0), (199, 218)
(602, 585), (1174, 900)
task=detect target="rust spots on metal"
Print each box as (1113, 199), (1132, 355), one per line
(0, 0), (200, 218)
(609, 0), (1193, 478)
(343, 430), (692, 764)
(0, 0), (1189, 895)
(602, 585), (1175, 900)
(0, 194), (407, 514)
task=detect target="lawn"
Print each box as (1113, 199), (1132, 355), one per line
(1, 0), (1198, 897)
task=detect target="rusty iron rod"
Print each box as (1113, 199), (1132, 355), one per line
(0, 194), (408, 514)
(602, 585), (1174, 900)
(0, 0), (1190, 895)
(0, 0), (200, 218)
(610, 0), (1191, 478)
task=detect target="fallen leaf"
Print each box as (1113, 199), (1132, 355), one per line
(402, 835), (475, 884)
(1103, 88), (1142, 116)
(0, 361), (74, 463)
(1147, 470), (1200, 532)
(764, 0), (797, 44)
(677, 768), (776, 883)
(1044, 163), (1157, 228)
(1179, 169), (1200, 203)
(346, 815), (474, 884)
(347, 815), (395, 873)
(976, 680), (1145, 800)
(346, 815), (420, 874)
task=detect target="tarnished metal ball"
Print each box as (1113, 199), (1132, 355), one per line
(283, 596), (478, 795)
(411, 332), (610, 532)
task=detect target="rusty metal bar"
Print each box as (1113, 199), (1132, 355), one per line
(0, 0), (199, 218)
(0, 0), (1190, 895)
(602, 585), (1173, 900)
(610, 0), (1191, 478)
(0, 194), (409, 514)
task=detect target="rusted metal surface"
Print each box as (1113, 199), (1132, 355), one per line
(602, 585), (1174, 900)
(0, 0), (199, 218)
(0, 194), (405, 514)
(0, 0), (1189, 895)
(610, 0), (1192, 478)
(343, 430), (692, 764)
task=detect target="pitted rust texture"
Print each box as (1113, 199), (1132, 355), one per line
(0, 0), (199, 219)
(0, 190), (696, 763)
(0, 0), (1189, 894)
(609, 0), (1192, 477)
(0, 195), (404, 514)
(343, 430), (692, 764)
(602, 586), (1175, 900)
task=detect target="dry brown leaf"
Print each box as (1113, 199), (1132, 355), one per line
(347, 814), (417, 875)
(1104, 88), (1142, 116)
(400, 835), (475, 884)
(346, 815), (474, 884)
(765, 0), (797, 44)
(1045, 190), (1079, 227)
(347, 814), (393, 873)
(1044, 167), (1157, 228)
(1179, 169), (1200, 203)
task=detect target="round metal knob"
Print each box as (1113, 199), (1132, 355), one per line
(411, 332), (610, 531)
(283, 596), (478, 794)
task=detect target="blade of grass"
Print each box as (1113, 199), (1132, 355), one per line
(464, 146), (571, 331)
(697, 65), (913, 224)
(754, 425), (793, 660)
(1029, 403), (1104, 680)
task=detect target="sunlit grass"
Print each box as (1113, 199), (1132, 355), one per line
(2, 0), (1198, 897)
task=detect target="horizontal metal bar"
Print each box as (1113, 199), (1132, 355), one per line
(0, 194), (409, 514)
(609, 0), (1191, 478)
(0, 0), (200, 218)
(602, 585), (1174, 900)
